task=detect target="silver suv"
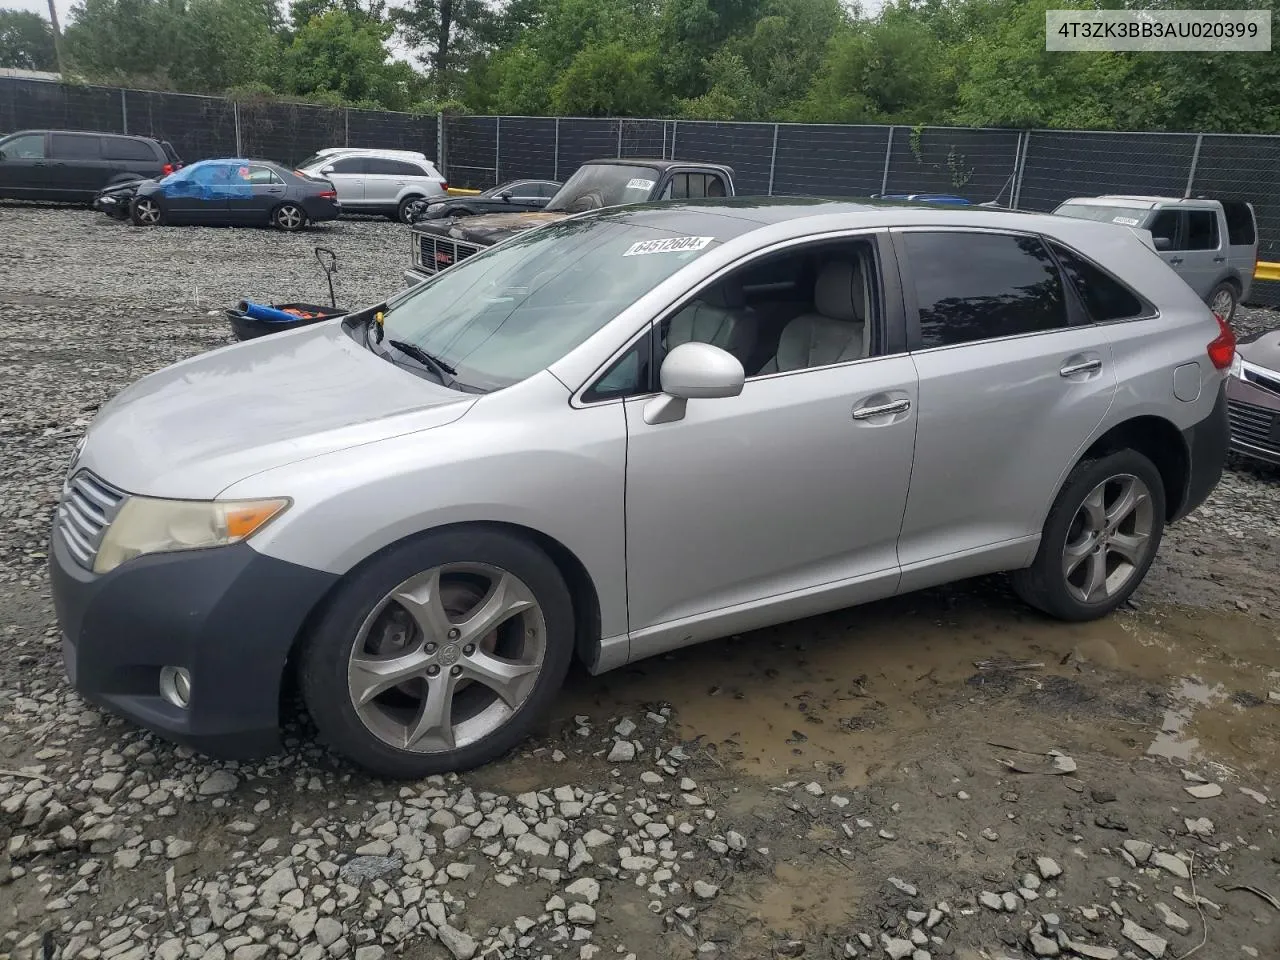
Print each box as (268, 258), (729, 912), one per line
(297, 148), (447, 223)
(1054, 195), (1258, 322)
(50, 201), (1232, 777)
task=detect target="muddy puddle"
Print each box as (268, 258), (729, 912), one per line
(563, 585), (1280, 786)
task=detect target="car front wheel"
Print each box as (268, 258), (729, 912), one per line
(1011, 449), (1165, 621)
(300, 528), (575, 778)
(273, 203), (306, 232)
(130, 197), (163, 226)
(398, 196), (425, 223)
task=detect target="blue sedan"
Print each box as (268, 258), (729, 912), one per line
(130, 159), (341, 231)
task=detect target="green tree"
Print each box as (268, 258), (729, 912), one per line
(0, 10), (58, 71)
(677, 49), (767, 120)
(64, 0), (179, 85)
(550, 40), (663, 116)
(279, 8), (422, 109)
(394, 0), (494, 97)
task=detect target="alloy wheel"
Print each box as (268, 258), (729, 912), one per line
(135, 199), (160, 225)
(346, 563), (546, 753)
(1061, 473), (1154, 604)
(277, 205), (303, 230)
(1211, 289), (1234, 317)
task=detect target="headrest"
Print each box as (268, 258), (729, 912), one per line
(699, 275), (746, 310)
(813, 260), (862, 322)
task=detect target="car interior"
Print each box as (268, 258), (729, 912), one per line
(659, 239), (878, 378)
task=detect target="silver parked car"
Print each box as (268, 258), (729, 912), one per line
(296, 147), (448, 223)
(50, 200), (1232, 777)
(1053, 195), (1258, 322)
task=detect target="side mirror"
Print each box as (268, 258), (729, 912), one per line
(320, 165), (335, 175)
(499, 189), (513, 201)
(644, 342), (744, 425)
(1153, 236), (1172, 251)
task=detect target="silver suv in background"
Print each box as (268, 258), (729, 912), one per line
(1053, 195), (1257, 321)
(297, 147), (447, 223)
(50, 201), (1232, 778)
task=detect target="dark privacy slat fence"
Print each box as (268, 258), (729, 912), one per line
(3, 76), (1278, 305)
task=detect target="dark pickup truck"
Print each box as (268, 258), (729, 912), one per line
(404, 157), (736, 285)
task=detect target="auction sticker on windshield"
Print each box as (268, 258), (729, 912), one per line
(1112, 216), (1141, 226)
(625, 178), (656, 191)
(623, 236), (715, 257)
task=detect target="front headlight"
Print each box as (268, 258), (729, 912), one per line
(94, 497), (290, 575)
(1228, 352), (1243, 379)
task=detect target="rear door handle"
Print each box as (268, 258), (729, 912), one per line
(1169, 256), (1183, 265)
(852, 398), (910, 420)
(1213, 256), (1226, 263)
(1060, 359), (1102, 377)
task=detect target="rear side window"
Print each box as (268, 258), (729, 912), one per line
(1049, 242), (1148, 322)
(329, 156), (366, 174)
(101, 137), (156, 162)
(367, 158), (424, 176)
(1185, 210), (1219, 250)
(904, 231), (1070, 348)
(246, 165), (283, 185)
(1222, 201), (1256, 245)
(50, 134), (101, 159)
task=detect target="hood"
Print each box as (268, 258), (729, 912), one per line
(79, 321), (475, 499)
(1238, 330), (1280, 373)
(100, 178), (147, 196)
(423, 210), (568, 246)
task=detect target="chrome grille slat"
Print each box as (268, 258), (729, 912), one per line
(418, 234), (482, 275)
(55, 471), (127, 571)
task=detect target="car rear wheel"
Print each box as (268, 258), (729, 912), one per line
(1209, 282), (1238, 323)
(1011, 449), (1165, 621)
(272, 203), (306, 232)
(300, 528), (575, 778)
(130, 197), (162, 226)
(398, 195), (425, 223)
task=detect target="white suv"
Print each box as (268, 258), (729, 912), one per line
(297, 148), (447, 223)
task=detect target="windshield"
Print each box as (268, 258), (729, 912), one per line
(547, 164), (662, 213)
(379, 216), (719, 392)
(1054, 203), (1151, 227)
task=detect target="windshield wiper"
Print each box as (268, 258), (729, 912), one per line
(388, 339), (457, 386)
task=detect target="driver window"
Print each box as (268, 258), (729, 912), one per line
(2, 133), (45, 159)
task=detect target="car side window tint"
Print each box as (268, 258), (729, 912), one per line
(1049, 241), (1147, 322)
(665, 174), (690, 200)
(330, 156), (365, 174)
(1148, 210), (1180, 248)
(1185, 210), (1219, 250)
(102, 137), (155, 161)
(1222, 202), (1256, 245)
(246, 166), (282, 185)
(904, 232), (1069, 348)
(706, 175), (727, 198)
(51, 134), (100, 159)
(2, 133), (45, 158)
(538, 182), (559, 198)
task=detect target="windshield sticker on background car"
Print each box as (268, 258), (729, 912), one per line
(625, 178), (656, 191)
(623, 236), (715, 257)
(1112, 216), (1141, 226)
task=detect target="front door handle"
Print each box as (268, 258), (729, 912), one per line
(852, 398), (911, 420)
(1060, 359), (1102, 377)
(1213, 256), (1226, 263)
(1169, 256), (1183, 265)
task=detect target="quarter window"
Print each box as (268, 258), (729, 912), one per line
(1050, 242), (1147, 322)
(904, 232), (1069, 348)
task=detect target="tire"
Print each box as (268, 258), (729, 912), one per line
(1208, 281), (1238, 323)
(272, 203), (307, 232)
(398, 195), (425, 223)
(300, 527), (575, 778)
(1011, 449), (1166, 622)
(130, 196), (163, 226)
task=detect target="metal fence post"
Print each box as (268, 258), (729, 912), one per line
(880, 126), (894, 195)
(768, 124), (779, 196)
(233, 101), (242, 156)
(120, 88), (127, 134)
(344, 108), (349, 147)
(616, 119), (623, 157)
(1012, 131), (1029, 209)
(1006, 131), (1024, 207)
(494, 116), (501, 184)
(671, 120), (678, 160)
(553, 118), (560, 181)
(437, 113), (445, 174)
(1185, 133), (1203, 198)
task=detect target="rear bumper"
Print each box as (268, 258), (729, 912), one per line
(1227, 373), (1280, 466)
(1173, 379), (1230, 522)
(50, 534), (337, 758)
(305, 198), (342, 222)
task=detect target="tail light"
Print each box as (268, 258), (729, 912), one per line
(1206, 311), (1236, 370)
(441, 182), (449, 192)
(162, 163), (174, 176)
(318, 190), (337, 199)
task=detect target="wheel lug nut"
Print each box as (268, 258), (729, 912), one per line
(425, 642), (437, 653)
(427, 665), (440, 676)
(448, 628), (460, 640)
(450, 665), (462, 677)
(463, 644), (475, 656)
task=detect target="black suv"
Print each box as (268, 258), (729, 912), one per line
(0, 129), (183, 203)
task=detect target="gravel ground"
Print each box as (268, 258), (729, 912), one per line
(1, 206), (1279, 960)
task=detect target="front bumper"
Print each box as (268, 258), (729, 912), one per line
(50, 534), (337, 758)
(1227, 373), (1280, 466)
(1172, 379), (1230, 522)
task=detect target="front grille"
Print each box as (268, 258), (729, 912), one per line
(56, 471), (127, 570)
(1227, 398), (1280, 454)
(1244, 365), (1280, 396)
(416, 234), (481, 275)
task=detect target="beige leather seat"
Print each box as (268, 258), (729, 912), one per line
(759, 260), (868, 374)
(664, 279), (756, 368)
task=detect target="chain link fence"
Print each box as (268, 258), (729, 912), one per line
(2, 76), (1277, 305)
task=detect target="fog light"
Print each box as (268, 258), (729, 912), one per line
(159, 666), (192, 709)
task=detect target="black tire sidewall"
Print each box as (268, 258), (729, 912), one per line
(1029, 450), (1166, 621)
(300, 528), (575, 779)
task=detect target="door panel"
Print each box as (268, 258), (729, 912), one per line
(1178, 209), (1223, 300)
(899, 330), (1116, 570)
(228, 166), (286, 224)
(623, 355), (918, 641)
(323, 157), (366, 206)
(0, 132), (49, 196)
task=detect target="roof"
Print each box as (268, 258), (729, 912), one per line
(583, 158), (734, 173)
(1063, 195), (1220, 209)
